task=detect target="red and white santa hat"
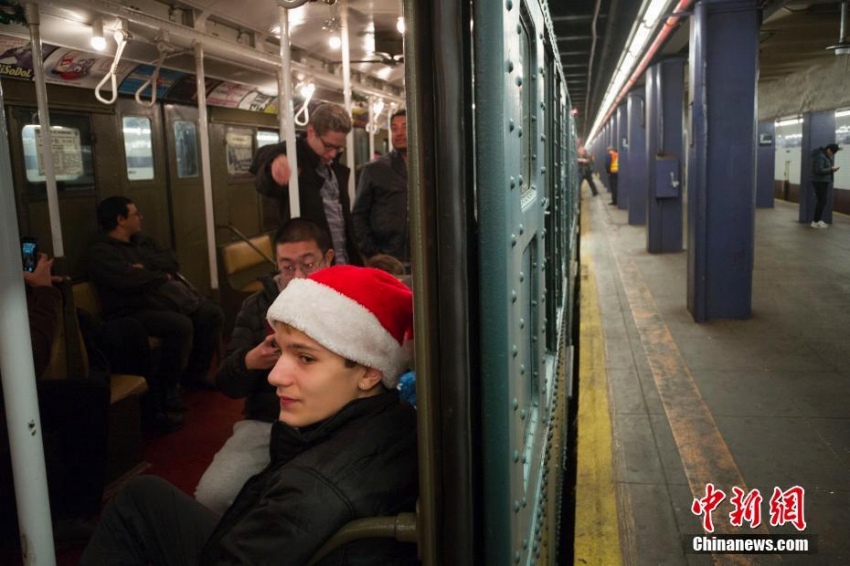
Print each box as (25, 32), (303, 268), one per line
(266, 265), (413, 388)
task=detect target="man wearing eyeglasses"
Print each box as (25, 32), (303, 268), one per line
(195, 218), (333, 514)
(251, 103), (362, 266)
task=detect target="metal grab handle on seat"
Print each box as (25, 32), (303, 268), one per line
(306, 513), (417, 565)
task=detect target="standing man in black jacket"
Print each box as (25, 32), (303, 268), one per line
(352, 109), (409, 268)
(194, 218), (333, 514)
(250, 103), (362, 265)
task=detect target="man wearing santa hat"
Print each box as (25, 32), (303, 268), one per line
(82, 265), (418, 565)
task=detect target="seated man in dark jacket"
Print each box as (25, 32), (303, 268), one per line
(81, 265), (418, 565)
(87, 196), (224, 429)
(250, 103), (362, 266)
(195, 218), (334, 514)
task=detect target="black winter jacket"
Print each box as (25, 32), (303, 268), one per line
(87, 233), (179, 318)
(215, 275), (281, 422)
(250, 136), (362, 266)
(351, 150), (409, 262)
(200, 392), (418, 565)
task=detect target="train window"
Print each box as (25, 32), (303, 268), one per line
(225, 127), (254, 177)
(122, 116), (154, 181)
(519, 7), (536, 203)
(256, 130), (280, 149)
(22, 114), (94, 191)
(174, 120), (200, 178)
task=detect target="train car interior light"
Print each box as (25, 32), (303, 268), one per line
(90, 18), (106, 51)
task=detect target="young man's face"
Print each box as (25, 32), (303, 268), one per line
(306, 125), (347, 165)
(268, 324), (379, 427)
(275, 240), (333, 286)
(390, 115), (407, 150)
(119, 203), (143, 235)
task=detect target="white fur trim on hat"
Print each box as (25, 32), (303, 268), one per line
(266, 278), (409, 388)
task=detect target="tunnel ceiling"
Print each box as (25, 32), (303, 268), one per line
(549, 0), (848, 140)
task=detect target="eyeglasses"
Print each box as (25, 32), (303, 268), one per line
(279, 260), (323, 277)
(318, 135), (345, 155)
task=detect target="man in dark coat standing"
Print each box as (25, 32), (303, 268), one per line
(250, 103), (362, 265)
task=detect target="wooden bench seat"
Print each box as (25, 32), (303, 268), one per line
(220, 234), (274, 294)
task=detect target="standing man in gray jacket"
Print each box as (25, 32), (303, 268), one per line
(352, 109), (410, 269)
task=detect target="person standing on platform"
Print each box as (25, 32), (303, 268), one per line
(578, 147), (599, 196)
(605, 145), (619, 206)
(352, 109), (410, 269)
(250, 103), (362, 265)
(810, 143), (841, 229)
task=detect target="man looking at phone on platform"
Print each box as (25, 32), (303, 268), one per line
(250, 103), (362, 266)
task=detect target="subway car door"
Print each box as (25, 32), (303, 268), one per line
(162, 104), (211, 294)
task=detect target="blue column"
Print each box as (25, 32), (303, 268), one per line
(626, 91), (646, 221)
(617, 103), (628, 205)
(799, 110), (837, 224)
(756, 121), (775, 208)
(646, 59), (684, 253)
(687, 0), (759, 321)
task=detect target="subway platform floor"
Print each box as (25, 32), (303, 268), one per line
(575, 184), (850, 566)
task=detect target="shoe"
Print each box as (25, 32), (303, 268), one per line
(818, 220), (828, 228)
(152, 411), (184, 434)
(163, 387), (187, 412)
(811, 221), (820, 228)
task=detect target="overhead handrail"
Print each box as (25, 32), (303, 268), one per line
(294, 81), (315, 126)
(215, 224), (276, 267)
(94, 19), (131, 105)
(135, 38), (173, 107)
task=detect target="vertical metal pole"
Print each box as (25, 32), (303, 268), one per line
(340, 0), (356, 205)
(278, 7), (301, 218)
(193, 42), (219, 290)
(25, 3), (63, 258)
(0, 80), (56, 565)
(368, 96), (376, 159)
(387, 105), (394, 151)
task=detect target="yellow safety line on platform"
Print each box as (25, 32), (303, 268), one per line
(574, 206), (622, 566)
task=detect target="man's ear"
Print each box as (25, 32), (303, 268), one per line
(358, 367), (384, 391)
(324, 248), (335, 265)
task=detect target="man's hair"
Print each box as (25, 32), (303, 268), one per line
(273, 218), (332, 255)
(367, 254), (406, 277)
(310, 103), (352, 136)
(97, 196), (133, 231)
(391, 108), (406, 121)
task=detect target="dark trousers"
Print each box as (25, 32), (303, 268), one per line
(0, 379), (110, 536)
(81, 476), (219, 566)
(812, 181), (828, 223)
(131, 301), (223, 391)
(608, 172), (619, 204)
(580, 171), (598, 195)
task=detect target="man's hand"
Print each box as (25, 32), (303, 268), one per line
(833, 166), (840, 172)
(271, 154), (292, 186)
(23, 253), (61, 287)
(244, 335), (281, 370)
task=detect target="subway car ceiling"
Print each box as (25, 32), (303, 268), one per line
(0, 0), (405, 112)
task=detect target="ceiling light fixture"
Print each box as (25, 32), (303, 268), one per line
(397, 17), (405, 35)
(91, 18), (106, 51)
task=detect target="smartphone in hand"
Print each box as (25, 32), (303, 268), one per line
(21, 237), (38, 272)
